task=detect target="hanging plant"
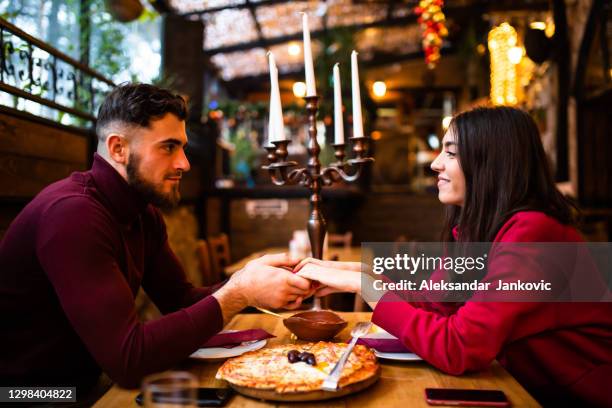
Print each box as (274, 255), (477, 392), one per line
(415, 0), (448, 69)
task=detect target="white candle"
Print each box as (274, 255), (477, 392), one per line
(333, 63), (344, 145)
(351, 50), (364, 138)
(274, 73), (286, 142)
(268, 52), (285, 142)
(263, 125), (274, 148)
(301, 12), (316, 97)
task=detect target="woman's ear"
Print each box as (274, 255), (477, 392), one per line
(106, 133), (129, 164)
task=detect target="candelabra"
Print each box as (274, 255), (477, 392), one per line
(262, 96), (374, 310)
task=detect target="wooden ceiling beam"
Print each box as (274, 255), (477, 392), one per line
(180, 0), (292, 17)
(202, 0), (549, 56)
(245, 0), (266, 47)
(205, 14), (419, 55)
(220, 46), (457, 96)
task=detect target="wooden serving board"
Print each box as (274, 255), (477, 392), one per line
(229, 366), (381, 402)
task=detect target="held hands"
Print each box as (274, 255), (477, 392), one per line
(231, 253), (314, 309)
(292, 258), (362, 297)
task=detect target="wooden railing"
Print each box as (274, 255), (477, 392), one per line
(0, 18), (115, 123)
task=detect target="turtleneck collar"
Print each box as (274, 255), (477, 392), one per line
(90, 153), (149, 225)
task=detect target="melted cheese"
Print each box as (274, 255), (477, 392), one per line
(288, 361), (328, 380)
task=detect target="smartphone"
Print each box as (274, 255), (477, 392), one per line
(135, 387), (233, 407)
(425, 388), (510, 407)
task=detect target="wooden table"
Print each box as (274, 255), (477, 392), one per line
(224, 246), (362, 276)
(94, 312), (540, 407)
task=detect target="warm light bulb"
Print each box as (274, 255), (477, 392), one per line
(292, 81), (307, 97)
(288, 42), (301, 56)
(372, 81), (387, 98)
(428, 134), (440, 149)
(508, 46), (523, 64)
(530, 21), (546, 30)
(442, 115), (452, 130)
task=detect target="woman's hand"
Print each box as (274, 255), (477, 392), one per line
(293, 257), (362, 273)
(295, 262), (362, 297)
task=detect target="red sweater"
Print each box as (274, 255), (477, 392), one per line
(0, 154), (224, 389)
(373, 211), (612, 407)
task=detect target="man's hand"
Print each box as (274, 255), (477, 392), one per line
(213, 253), (314, 324)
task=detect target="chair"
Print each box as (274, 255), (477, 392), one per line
(328, 231), (353, 249)
(196, 239), (219, 286)
(207, 233), (232, 282)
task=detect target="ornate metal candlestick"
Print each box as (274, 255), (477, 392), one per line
(263, 96), (374, 310)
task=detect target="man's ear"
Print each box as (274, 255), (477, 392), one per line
(106, 133), (129, 164)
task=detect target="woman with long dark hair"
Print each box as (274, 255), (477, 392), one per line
(296, 106), (612, 407)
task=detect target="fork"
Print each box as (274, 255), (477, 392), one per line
(321, 321), (372, 392)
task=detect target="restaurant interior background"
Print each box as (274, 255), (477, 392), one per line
(0, 0), (610, 313)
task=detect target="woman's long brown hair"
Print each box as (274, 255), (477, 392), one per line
(442, 106), (576, 243)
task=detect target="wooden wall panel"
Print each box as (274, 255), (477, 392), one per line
(578, 91), (612, 206)
(229, 198), (309, 260)
(0, 108), (91, 235)
(224, 193), (444, 262)
(0, 154), (87, 198)
(0, 109), (89, 199)
(205, 197), (223, 238)
(351, 193), (445, 243)
(0, 111), (87, 163)
(0, 201), (23, 240)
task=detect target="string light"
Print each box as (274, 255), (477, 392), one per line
(488, 23), (519, 106)
(508, 46), (524, 65)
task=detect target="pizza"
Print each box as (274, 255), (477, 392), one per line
(216, 342), (379, 393)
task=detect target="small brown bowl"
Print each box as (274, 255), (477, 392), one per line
(283, 310), (348, 341)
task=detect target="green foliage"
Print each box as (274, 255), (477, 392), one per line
(90, 1), (142, 80)
(216, 101), (265, 181)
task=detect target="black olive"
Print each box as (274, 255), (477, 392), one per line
(287, 350), (299, 363)
(306, 355), (317, 366)
(298, 352), (310, 361)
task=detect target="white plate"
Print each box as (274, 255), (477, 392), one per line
(189, 332), (267, 360)
(374, 350), (422, 361)
(361, 328), (423, 362)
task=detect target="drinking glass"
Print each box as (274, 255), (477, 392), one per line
(142, 371), (197, 408)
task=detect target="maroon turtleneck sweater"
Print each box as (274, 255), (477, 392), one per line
(0, 154), (224, 389)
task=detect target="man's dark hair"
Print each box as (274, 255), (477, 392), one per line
(96, 83), (187, 141)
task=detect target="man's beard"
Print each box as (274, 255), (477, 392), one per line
(126, 152), (181, 209)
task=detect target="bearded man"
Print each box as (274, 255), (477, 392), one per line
(0, 84), (311, 402)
